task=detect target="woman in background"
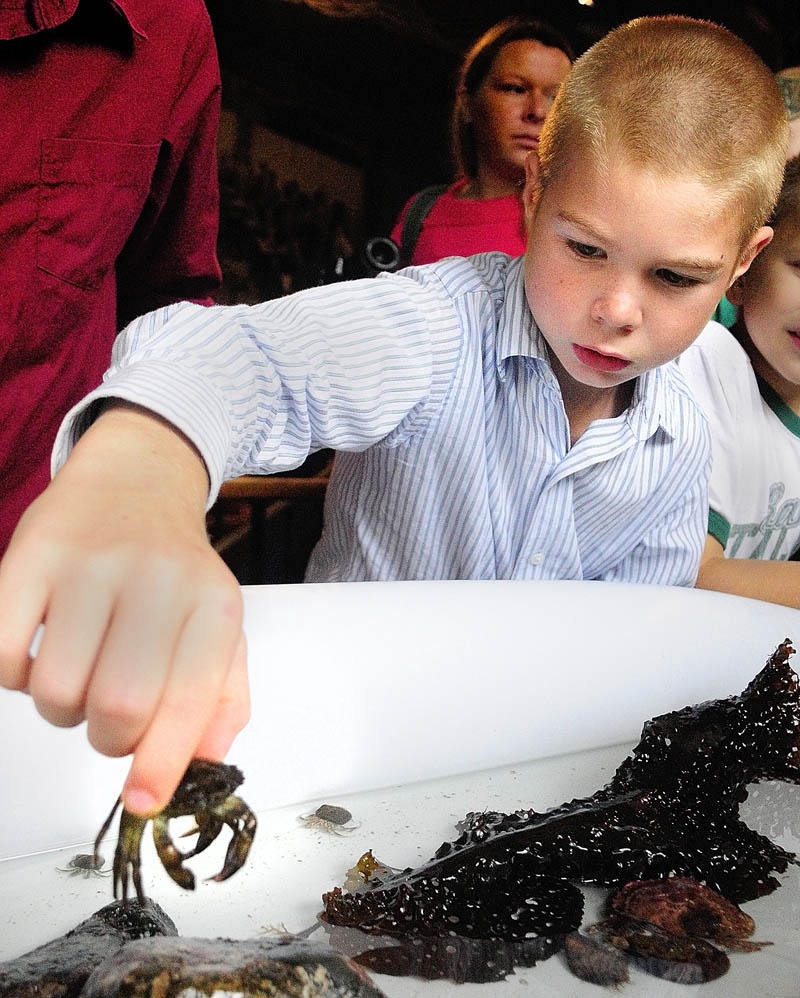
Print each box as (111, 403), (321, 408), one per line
(391, 16), (573, 265)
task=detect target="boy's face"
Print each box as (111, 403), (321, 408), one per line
(522, 151), (768, 402)
(732, 216), (800, 399)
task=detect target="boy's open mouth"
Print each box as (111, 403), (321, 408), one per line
(573, 344), (631, 373)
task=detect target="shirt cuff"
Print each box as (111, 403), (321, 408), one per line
(51, 360), (232, 510)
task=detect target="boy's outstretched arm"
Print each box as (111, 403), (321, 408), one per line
(0, 401), (250, 817)
(695, 534), (800, 609)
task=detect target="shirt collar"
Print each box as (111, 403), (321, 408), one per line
(625, 364), (678, 440)
(495, 255), (548, 373)
(495, 254), (679, 441)
(106, 0), (147, 37)
(0, 0), (146, 41)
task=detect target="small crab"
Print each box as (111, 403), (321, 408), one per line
(94, 759), (257, 903)
(298, 804), (360, 835)
(57, 853), (111, 879)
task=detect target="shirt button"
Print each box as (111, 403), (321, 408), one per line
(530, 552), (544, 565)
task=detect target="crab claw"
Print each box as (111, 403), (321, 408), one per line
(151, 814), (196, 890)
(208, 797), (257, 882)
(180, 815), (224, 860)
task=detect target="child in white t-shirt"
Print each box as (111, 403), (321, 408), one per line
(679, 156), (800, 608)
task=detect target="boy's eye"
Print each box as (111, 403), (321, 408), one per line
(499, 83), (526, 94)
(568, 239), (604, 259)
(655, 268), (700, 288)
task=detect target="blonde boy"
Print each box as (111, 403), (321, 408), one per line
(0, 17), (787, 816)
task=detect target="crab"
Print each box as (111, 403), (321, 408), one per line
(298, 804), (360, 835)
(93, 759), (257, 903)
(57, 852), (111, 879)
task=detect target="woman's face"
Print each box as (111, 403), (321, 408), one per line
(467, 39), (571, 186)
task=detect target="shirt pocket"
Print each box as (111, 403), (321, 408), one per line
(36, 138), (161, 291)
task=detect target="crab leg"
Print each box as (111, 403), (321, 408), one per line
(115, 809), (147, 903)
(93, 796), (122, 866)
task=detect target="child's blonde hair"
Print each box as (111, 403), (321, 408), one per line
(538, 16), (788, 246)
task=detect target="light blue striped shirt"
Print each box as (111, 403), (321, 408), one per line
(54, 253), (710, 585)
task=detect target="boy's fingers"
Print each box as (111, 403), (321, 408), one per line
(28, 565), (118, 728)
(0, 545), (50, 692)
(194, 632), (250, 761)
(83, 581), (187, 758)
(121, 595), (243, 816)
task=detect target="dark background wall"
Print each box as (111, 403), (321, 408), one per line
(206, 0), (800, 243)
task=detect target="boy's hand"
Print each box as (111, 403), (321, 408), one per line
(0, 402), (249, 816)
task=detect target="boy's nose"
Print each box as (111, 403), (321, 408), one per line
(590, 290), (642, 331)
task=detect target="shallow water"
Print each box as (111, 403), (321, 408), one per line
(2, 742), (798, 998)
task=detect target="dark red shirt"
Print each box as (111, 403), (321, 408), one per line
(0, 0), (221, 553)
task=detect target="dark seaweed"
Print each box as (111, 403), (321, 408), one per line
(0, 899), (177, 998)
(323, 923), (564, 984)
(324, 871), (583, 942)
(321, 640), (800, 981)
(79, 935), (386, 998)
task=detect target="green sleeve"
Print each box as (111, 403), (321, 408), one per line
(711, 297), (738, 328)
(708, 509), (730, 548)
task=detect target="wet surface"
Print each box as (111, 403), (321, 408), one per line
(2, 742), (798, 996)
(317, 644), (800, 983)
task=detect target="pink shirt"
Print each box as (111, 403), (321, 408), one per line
(391, 178), (527, 266)
(0, 0), (221, 554)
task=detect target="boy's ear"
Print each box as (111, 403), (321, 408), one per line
(729, 225), (773, 285)
(523, 152), (543, 223)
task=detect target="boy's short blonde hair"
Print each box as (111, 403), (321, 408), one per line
(538, 16), (788, 246)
